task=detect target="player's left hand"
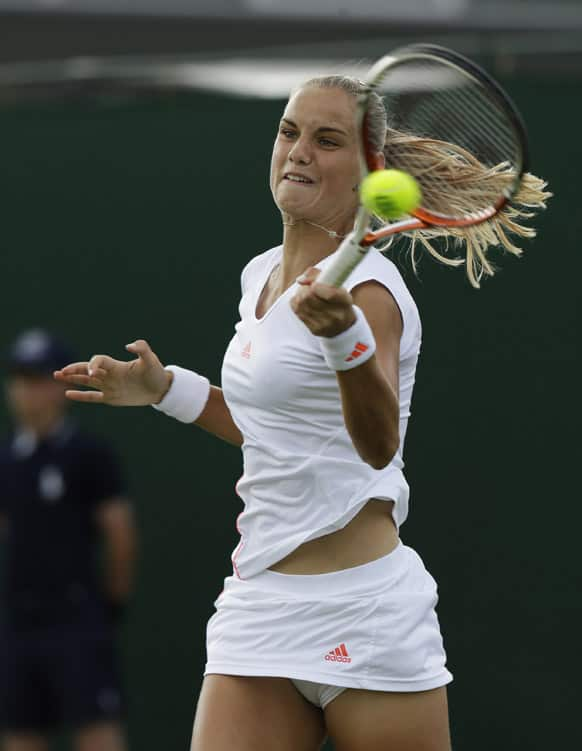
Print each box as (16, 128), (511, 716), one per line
(290, 267), (356, 337)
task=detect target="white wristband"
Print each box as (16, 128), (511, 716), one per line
(152, 365), (210, 423)
(318, 306), (376, 371)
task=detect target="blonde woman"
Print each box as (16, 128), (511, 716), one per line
(55, 75), (549, 751)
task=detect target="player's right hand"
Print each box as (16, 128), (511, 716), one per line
(53, 339), (172, 407)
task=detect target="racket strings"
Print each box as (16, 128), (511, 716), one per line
(412, 76), (518, 160)
(376, 58), (523, 221)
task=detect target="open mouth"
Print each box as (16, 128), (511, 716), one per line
(283, 173), (314, 185)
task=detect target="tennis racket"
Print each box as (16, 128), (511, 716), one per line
(318, 43), (529, 287)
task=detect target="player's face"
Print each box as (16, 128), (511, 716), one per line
(270, 86), (360, 230)
(5, 374), (67, 429)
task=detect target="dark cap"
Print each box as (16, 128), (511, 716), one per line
(5, 329), (75, 376)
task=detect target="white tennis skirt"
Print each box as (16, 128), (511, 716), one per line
(205, 542), (453, 693)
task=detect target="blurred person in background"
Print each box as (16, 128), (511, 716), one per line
(0, 330), (138, 751)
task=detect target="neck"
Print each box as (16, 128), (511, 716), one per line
(279, 215), (351, 289)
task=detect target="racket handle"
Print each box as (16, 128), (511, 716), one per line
(318, 232), (370, 288)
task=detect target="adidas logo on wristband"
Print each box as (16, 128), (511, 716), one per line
(319, 306), (376, 371)
(345, 341), (369, 362)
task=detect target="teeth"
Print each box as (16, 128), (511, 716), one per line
(286, 175), (311, 183)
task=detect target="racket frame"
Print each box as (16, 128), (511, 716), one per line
(319, 44), (529, 287)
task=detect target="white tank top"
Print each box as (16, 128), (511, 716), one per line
(221, 244), (422, 579)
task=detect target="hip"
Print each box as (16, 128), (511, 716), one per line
(206, 543), (452, 691)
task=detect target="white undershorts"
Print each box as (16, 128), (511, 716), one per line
(290, 679), (347, 709)
(204, 542), (453, 709)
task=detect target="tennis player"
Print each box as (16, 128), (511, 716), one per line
(55, 75), (548, 751)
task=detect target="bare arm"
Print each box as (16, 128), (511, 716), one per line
(55, 340), (242, 447)
(336, 281), (401, 469)
(291, 271), (401, 470)
(195, 386), (243, 447)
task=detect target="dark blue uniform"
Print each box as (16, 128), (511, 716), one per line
(0, 420), (126, 732)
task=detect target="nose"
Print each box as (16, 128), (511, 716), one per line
(288, 135), (312, 165)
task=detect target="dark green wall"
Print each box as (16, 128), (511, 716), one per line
(0, 78), (578, 750)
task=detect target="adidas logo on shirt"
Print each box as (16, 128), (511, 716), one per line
(324, 643), (352, 663)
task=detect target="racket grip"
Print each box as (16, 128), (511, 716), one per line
(318, 232), (369, 288)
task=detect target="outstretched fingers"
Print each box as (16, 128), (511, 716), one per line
(58, 370), (107, 388)
(54, 362), (91, 380)
(55, 358), (112, 403)
(87, 354), (116, 377)
(125, 339), (158, 368)
(64, 388), (105, 404)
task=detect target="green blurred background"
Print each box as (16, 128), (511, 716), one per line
(0, 52), (579, 751)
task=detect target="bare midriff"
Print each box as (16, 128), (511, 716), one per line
(268, 498), (399, 575)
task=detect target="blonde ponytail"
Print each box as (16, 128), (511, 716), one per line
(383, 129), (552, 288)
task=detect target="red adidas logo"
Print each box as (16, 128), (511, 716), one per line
(345, 342), (369, 362)
(324, 643), (352, 663)
(241, 341), (251, 359)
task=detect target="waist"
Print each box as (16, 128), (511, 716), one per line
(269, 498), (398, 575)
(231, 468), (410, 579)
(252, 540), (407, 598)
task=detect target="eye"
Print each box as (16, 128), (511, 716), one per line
(318, 137), (338, 147)
(279, 128), (297, 139)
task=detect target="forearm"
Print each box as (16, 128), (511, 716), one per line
(155, 369), (242, 447)
(194, 386), (243, 447)
(337, 356), (400, 470)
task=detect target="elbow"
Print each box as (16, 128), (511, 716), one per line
(366, 451), (395, 471)
(361, 436), (399, 470)
(368, 456), (391, 471)
(347, 410), (400, 470)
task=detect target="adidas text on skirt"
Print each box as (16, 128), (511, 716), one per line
(204, 542), (453, 701)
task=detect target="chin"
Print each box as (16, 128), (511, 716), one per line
(275, 198), (308, 220)
(276, 184), (317, 212)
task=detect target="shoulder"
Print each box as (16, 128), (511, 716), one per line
(343, 249), (410, 295)
(240, 245), (282, 294)
(344, 250), (421, 355)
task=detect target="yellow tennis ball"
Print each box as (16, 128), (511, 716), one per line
(360, 169), (421, 220)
